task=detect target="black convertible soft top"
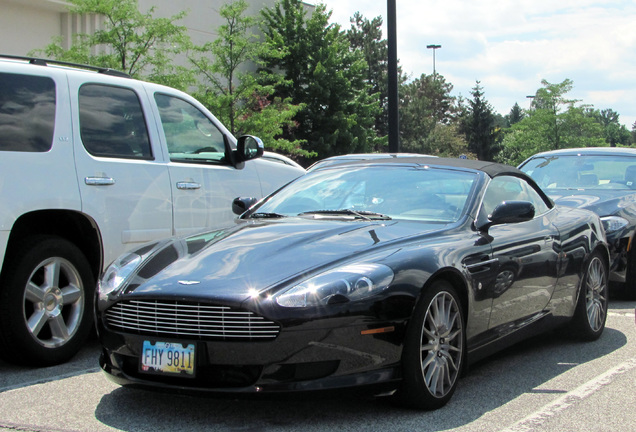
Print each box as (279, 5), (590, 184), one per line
(337, 156), (527, 179)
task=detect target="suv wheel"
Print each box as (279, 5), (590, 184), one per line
(0, 235), (94, 366)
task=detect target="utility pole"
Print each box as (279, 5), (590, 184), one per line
(387, 0), (399, 152)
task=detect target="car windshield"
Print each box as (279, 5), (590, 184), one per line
(251, 164), (477, 223)
(520, 154), (636, 191)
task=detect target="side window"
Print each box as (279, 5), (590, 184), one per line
(154, 93), (227, 164)
(0, 72), (55, 152)
(481, 175), (550, 217)
(78, 84), (152, 159)
(519, 180), (550, 215)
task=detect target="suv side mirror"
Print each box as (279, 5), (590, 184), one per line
(477, 200), (535, 231)
(236, 135), (264, 163)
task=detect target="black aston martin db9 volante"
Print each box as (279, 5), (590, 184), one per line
(519, 147), (636, 299)
(96, 157), (609, 410)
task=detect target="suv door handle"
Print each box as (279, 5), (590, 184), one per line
(177, 181), (201, 190)
(85, 176), (115, 186)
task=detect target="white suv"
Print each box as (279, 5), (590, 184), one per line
(0, 55), (304, 366)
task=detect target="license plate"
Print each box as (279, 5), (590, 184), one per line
(140, 340), (195, 376)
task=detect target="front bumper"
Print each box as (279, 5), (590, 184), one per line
(98, 318), (405, 394)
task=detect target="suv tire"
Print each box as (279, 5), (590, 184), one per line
(0, 235), (94, 366)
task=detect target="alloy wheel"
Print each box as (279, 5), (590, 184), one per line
(23, 257), (84, 348)
(585, 256), (607, 333)
(419, 291), (463, 398)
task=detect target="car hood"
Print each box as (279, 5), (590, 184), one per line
(547, 188), (636, 217)
(122, 218), (452, 305)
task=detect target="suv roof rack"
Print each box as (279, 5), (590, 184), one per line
(0, 54), (131, 78)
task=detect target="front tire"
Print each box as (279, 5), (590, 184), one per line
(0, 236), (94, 366)
(396, 280), (465, 410)
(569, 251), (608, 341)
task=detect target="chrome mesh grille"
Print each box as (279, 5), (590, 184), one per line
(105, 300), (280, 341)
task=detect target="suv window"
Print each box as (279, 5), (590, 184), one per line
(0, 72), (56, 152)
(155, 93), (227, 164)
(79, 84), (152, 159)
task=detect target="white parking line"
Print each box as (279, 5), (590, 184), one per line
(607, 311), (634, 317)
(499, 357), (636, 432)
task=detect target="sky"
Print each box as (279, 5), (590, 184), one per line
(312, 0), (636, 129)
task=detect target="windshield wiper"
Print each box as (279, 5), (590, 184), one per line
(298, 209), (391, 220)
(249, 212), (287, 219)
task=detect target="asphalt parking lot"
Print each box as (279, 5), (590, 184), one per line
(0, 297), (634, 432)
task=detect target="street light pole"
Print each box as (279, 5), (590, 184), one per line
(426, 44), (441, 78)
(387, 0), (399, 152)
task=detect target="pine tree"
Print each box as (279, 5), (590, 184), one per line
(347, 12), (397, 141)
(507, 103), (525, 126)
(463, 81), (499, 161)
(259, 0), (380, 161)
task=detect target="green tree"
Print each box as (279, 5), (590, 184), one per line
(460, 81), (500, 161)
(506, 103), (525, 126)
(347, 12), (402, 143)
(424, 124), (472, 158)
(32, 0), (193, 89)
(588, 108), (631, 147)
(399, 73), (459, 153)
(259, 0), (380, 161)
(497, 79), (606, 165)
(189, 0), (307, 157)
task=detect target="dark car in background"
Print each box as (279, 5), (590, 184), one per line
(96, 157), (608, 410)
(519, 147), (636, 298)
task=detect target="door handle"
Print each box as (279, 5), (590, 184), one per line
(85, 176), (115, 186)
(464, 258), (499, 273)
(177, 181), (201, 190)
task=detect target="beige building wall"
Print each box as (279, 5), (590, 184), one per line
(0, 0), (308, 57)
(0, 0), (67, 56)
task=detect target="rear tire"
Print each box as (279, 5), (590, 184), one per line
(569, 251), (608, 341)
(0, 235), (94, 366)
(396, 280), (465, 410)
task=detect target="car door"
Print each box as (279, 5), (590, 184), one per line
(152, 92), (262, 237)
(479, 175), (560, 330)
(70, 78), (173, 268)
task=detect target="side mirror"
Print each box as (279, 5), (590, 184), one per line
(490, 200), (535, 224)
(236, 135), (264, 163)
(477, 200), (535, 231)
(232, 197), (259, 215)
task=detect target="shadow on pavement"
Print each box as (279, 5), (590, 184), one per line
(94, 327), (627, 432)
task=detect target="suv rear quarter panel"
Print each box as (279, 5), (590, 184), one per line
(0, 63), (81, 269)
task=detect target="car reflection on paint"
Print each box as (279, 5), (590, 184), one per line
(96, 157), (609, 410)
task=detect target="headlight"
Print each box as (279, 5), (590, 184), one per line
(99, 252), (142, 299)
(601, 216), (628, 235)
(275, 263), (394, 308)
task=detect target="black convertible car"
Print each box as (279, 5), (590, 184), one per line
(96, 157), (609, 410)
(519, 147), (636, 299)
